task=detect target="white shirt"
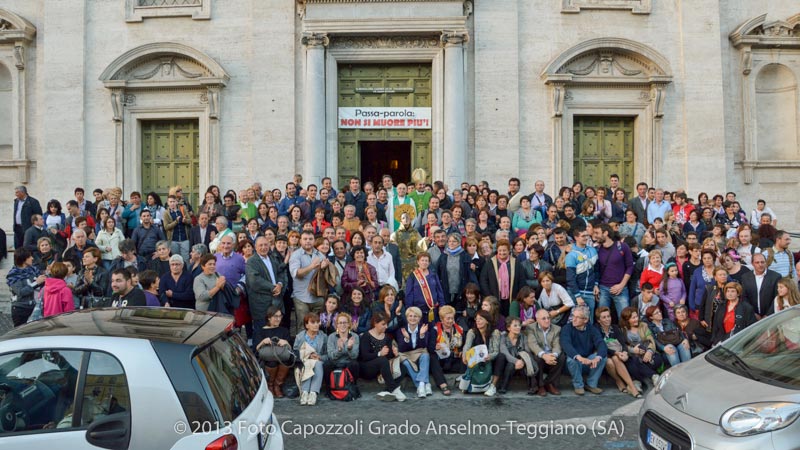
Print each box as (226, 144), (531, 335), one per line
(367, 250), (398, 290)
(15, 197), (25, 225)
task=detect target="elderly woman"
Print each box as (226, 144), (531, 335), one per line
(73, 247), (109, 307)
(619, 307), (663, 387)
(428, 305), (465, 396)
(436, 232), (477, 308)
(326, 311), (361, 378)
(674, 304), (708, 354)
(711, 282), (756, 345)
(6, 248), (46, 326)
(193, 253), (226, 311)
(397, 307), (433, 398)
(405, 252), (445, 324)
(639, 249), (665, 293)
(521, 243), (553, 292)
(512, 197), (542, 237)
(33, 236), (60, 273)
(496, 317), (536, 394)
(619, 209), (646, 246)
(595, 307), (642, 398)
(159, 254), (194, 309)
(370, 285), (403, 336)
(293, 313), (328, 406)
(645, 306), (692, 367)
(148, 240), (173, 277)
(188, 243), (208, 279)
(341, 245), (379, 301)
(359, 312), (405, 401)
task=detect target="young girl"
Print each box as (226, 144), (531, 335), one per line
(320, 293), (340, 335)
(659, 262), (686, 321)
(459, 282), (481, 331)
(775, 277), (800, 313)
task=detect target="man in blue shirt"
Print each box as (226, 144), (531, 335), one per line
(565, 228), (599, 322)
(559, 305), (607, 395)
(278, 182), (303, 217)
(646, 188), (671, 225)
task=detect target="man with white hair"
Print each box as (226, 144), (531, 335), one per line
(209, 216), (234, 253)
(62, 228), (98, 271)
(215, 233), (246, 295)
(559, 305), (607, 396)
(13, 185), (43, 249)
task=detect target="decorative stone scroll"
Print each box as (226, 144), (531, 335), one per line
(329, 35), (439, 49)
(561, 0), (651, 15)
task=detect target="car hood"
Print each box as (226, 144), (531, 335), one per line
(658, 354), (800, 424)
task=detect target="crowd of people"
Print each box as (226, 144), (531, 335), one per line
(6, 171), (800, 404)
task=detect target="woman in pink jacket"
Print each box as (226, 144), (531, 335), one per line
(43, 262), (76, 317)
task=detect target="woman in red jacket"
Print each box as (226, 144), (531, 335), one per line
(640, 249), (665, 295)
(44, 262), (76, 317)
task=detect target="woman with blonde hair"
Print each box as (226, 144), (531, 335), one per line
(774, 277), (800, 312)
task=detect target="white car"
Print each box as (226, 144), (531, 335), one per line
(0, 307), (283, 450)
(638, 305), (800, 450)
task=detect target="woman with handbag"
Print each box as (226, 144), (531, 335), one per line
(711, 282), (756, 346)
(255, 305), (293, 398)
(496, 317), (537, 394)
(645, 306), (692, 367)
(594, 306), (642, 398)
(293, 313), (327, 406)
(460, 310), (501, 396)
(619, 307), (663, 387)
(674, 304), (709, 354)
(73, 248), (109, 307)
(6, 248), (47, 326)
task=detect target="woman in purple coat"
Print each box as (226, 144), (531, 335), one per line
(404, 252), (445, 324)
(341, 245), (379, 301)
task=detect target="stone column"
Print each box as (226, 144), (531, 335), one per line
(441, 31), (469, 189)
(302, 33), (328, 186)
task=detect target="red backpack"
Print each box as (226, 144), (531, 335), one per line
(327, 368), (361, 401)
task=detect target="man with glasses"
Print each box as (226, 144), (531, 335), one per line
(559, 305), (607, 395)
(247, 236), (288, 346)
(526, 309), (566, 396)
(565, 228), (599, 322)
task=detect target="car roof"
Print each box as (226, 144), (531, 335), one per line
(1, 307), (234, 346)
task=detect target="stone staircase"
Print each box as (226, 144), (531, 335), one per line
(0, 247), (12, 315)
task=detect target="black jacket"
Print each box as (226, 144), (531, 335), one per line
(711, 300), (756, 345)
(436, 251), (477, 303)
(12, 196), (43, 230)
(190, 225), (215, 248)
(740, 269), (781, 317)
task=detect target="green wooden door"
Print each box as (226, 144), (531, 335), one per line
(573, 117), (634, 195)
(338, 64), (432, 189)
(141, 120), (200, 208)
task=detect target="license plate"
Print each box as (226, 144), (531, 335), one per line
(646, 429), (672, 450)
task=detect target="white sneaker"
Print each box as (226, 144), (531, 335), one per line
(484, 384), (497, 397)
(393, 386), (407, 402)
(308, 392), (317, 406)
(417, 383), (427, 398)
(300, 391), (308, 405)
(425, 383), (433, 396)
(376, 391), (396, 401)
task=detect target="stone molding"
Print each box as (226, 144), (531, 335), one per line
(100, 42), (228, 196)
(542, 37), (672, 188)
(561, 0), (651, 15)
(302, 32), (330, 48)
(730, 13), (800, 183)
(0, 7), (36, 182)
(302, 17), (468, 35)
(125, 0), (211, 22)
(329, 35), (441, 49)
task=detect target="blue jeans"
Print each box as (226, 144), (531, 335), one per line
(575, 290), (596, 324)
(663, 343), (692, 367)
(402, 353), (430, 386)
(597, 285), (630, 320)
(566, 353), (607, 389)
(301, 360), (325, 394)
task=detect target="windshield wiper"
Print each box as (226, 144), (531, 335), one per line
(712, 345), (760, 382)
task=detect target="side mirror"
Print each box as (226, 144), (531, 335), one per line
(85, 412), (131, 450)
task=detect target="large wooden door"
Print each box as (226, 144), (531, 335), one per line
(338, 64), (432, 189)
(141, 120), (200, 208)
(573, 117), (635, 195)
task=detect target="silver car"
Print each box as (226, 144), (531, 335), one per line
(638, 305), (800, 450)
(0, 307), (283, 450)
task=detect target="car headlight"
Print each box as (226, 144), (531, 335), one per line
(720, 402), (800, 436)
(653, 368), (672, 395)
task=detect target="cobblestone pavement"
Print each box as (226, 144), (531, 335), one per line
(275, 384), (642, 450)
(0, 313), (13, 336)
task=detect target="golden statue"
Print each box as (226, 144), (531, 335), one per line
(390, 212), (422, 288)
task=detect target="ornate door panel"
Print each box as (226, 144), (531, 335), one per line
(573, 117), (634, 195)
(141, 120), (199, 207)
(337, 64), (432, 188)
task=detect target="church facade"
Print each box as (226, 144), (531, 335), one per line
(0, 1), (798, 228)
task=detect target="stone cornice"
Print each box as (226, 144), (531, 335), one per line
(302, 17), (468, 34)
(0, 7), (36, 45)
(302, 0), (462, 3)
(730, 13), (800, 49)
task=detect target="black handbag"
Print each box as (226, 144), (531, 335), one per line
(258, 339), (296, 366)
(655, 329), (683, 346)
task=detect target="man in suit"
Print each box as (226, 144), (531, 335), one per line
(628, 182), (650, 225)
(190, 212), (215, 248)
(526, 309), (566, 396)
(23, 214), (50, 252)
(480, 239), (525, 317)
(13, 185), (43, 249)
(741, 252), (781, 319)
(246, 236), (288, 337)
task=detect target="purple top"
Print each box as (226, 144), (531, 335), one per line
(144, 291), (161, 307)
(215, 252), (247, 289)
(596, 241), (634, 287)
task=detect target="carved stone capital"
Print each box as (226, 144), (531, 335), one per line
(302, 32), (329, 48)
(651, 85), (666, 118)
(206, 86), (220, 119)
(111, 90), (124, 122)
(441, 31), (469, 47)
(741, 46), (752, 76)
(551, 83), (567, 117)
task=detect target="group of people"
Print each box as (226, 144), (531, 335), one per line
(6, 170), (800, 403)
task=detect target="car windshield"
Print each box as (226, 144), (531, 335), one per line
(193, 332), (262, 422)
(707, 307), (800, 389)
